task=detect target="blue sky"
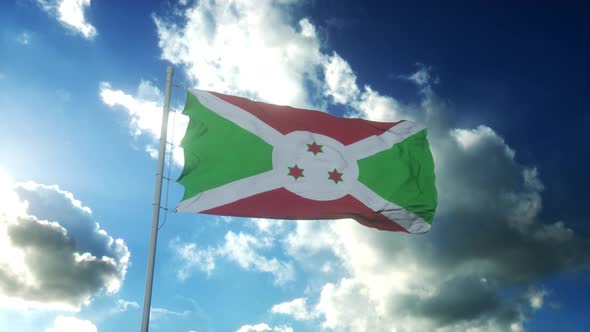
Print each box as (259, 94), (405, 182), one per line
(1, 1), (589, 331)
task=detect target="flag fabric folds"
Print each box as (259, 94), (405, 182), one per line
(176, 89), (437, 233)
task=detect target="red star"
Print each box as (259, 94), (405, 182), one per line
(307, 142), (323, 155)
(288, 165), (304, 180)
(328, 169), (343, 184)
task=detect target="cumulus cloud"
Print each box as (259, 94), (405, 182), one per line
(0, 169), (129, 311)
(235, 323), (293, 332)
(45, 316), (97, 332)
(99, 80), (188, 166)
(154, 0), (323, 108)
(172, 231), (294, 285)
(283, 221), (560, 331)
(36, 0), (97, 39)
(280, 64), (590, 330)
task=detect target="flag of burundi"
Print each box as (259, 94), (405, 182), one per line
(176, 89), (437, 234)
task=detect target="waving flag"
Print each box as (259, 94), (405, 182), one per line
(176, 89), (437, 233)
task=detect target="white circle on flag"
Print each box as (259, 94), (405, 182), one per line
(272, 131), (359, 201)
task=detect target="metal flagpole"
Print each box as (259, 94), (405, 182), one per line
(141, 66), (174, 332)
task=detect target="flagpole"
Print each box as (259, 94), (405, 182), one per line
(141, 66), (174, 332)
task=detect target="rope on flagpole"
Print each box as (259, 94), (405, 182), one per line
(157, 84), (181, 230)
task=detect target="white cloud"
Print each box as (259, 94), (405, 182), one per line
(116, 299), (140, 312)
(353, 85), (407, 121)
(99, 81), (163, 138)
(271, 297), (317, 320)
(154, 0), (323, 108)
(172, 231), (294, 285)
(323, 52), (360, 104)
(99, 81), (188, 166)
(401, 63), (439, 87)
(316, 278), (392, 331)
(37, 0), (97, 39)
(451, 126), (514, 158)
(145, 145), (159, 159)
(284, 220), (338, 257)
(171, 238), (216, 280)
(235, 323), (293, 332)
(0, 168), (129, 311)
(528, 289), (547, 310)
(220, 231), (294, 285)
(45, 316), (97, 332)
(251, 218), (287, 235)
(288, 240), (539, 331)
